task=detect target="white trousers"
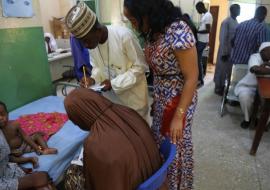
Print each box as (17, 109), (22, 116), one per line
(238, 90), (255, 122)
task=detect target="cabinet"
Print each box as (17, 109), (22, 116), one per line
(48, 52), (74, 81)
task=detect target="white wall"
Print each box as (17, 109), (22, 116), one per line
(59, 0), (75, 18)
(171, 0), (194, 14)
(171, 0), (200, 24)
(260, 0), (270, 23)
(99, 0), (124, 25)
(39, 0), (61, 33)
(39, 0), (74, 33)
(110, 0), (123, 25)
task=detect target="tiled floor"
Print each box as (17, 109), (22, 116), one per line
(193, 64), (270, 190)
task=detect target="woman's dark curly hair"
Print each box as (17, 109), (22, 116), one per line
(0, 101), (7, 112)
(124, 0), (184, 42)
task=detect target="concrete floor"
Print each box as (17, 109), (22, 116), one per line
(193, 65), (270, 190)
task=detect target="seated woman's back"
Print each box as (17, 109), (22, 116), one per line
(64, 88), (163, 190)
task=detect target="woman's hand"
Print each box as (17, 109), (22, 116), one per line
(169, 114), (184, 144)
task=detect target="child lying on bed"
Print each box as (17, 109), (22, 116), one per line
(0, 101), (58, 168)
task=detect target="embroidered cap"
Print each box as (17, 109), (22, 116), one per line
(65, 2), (97, 38)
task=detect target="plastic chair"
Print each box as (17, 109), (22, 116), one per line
(137, 138), (177, 190)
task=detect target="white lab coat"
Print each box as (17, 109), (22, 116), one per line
(90, 25), (149, 119)
(235, 53), (262, 121)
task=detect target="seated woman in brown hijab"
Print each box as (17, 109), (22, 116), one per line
(64, 88), (164, 190)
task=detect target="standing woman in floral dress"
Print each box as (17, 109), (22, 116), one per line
(124, 0), (198, 189)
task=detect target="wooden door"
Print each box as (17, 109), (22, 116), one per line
(209, 6), (219, 64)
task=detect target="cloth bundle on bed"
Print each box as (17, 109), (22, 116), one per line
(16, 112), (68, 141)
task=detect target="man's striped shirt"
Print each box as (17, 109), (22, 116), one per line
(230, 18), (268, 65)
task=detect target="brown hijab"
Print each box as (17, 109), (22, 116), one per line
(64, 88), (162, 190)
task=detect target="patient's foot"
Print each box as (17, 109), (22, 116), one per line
(30, 157), (39, 169)
(42, 148), (58, 155)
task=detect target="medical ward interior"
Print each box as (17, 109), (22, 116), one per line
(0, 0), (270, 189)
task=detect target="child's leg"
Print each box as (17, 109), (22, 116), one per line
(9, 155), (39, 168)
(41, 148), (58, 155)
(31, 133), (48, 149)
(32, 133), (58, 155)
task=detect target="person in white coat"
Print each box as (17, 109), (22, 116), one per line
(44, 33), (58, 54)
(65, 2), (149, 119)
(234, 42), (270, 128)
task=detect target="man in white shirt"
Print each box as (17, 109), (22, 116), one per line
(196, 2), (213, 86)
(65, 2), (149, 119)
(234, 42), (270, 128)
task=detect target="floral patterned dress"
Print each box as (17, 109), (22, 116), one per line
(0, 130), (25, 190)
(145, 20), (198, 190)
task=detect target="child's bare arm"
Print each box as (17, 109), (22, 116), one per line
(9, 155), (33, 164)
(16, 125), (40, 152)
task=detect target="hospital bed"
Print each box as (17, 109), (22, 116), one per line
(9, 95), (89, 183)
(0, 26), (89, 184)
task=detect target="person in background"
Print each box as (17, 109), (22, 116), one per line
(64, 88), (165, 190)
(65, 2), (149, 120)
(70, 35), (92, 81)
(214, 4), (240, 95)
(44, 33), (58, 54)
(196, 1), (213, 86)
(230, 6), (268, 66)
(124, 0), (198, 189)
(234, 42), (270, 129)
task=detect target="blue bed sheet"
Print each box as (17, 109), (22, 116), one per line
(9, 96), (89, 182)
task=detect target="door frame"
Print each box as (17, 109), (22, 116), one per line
(209, 6), (219, 64)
